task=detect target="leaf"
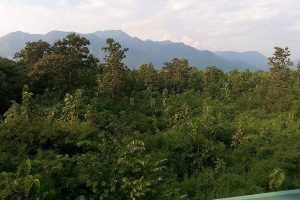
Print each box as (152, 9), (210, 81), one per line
(24, 175), (34, 197)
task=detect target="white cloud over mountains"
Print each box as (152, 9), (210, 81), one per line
(0, 0), (300, 57)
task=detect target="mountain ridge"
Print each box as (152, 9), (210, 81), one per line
(0, 30), (269, 71)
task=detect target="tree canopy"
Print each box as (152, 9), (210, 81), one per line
(1, 35), (300, 199)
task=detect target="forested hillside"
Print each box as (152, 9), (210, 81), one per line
(1, 34), (300, 200)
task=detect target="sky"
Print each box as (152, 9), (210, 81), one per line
(0, 0), (300, 58)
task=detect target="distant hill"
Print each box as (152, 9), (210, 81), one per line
(0, 30), (269, 71)
(214, 51), (269, 70)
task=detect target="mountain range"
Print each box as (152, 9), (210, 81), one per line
(0, 30), (270, 71)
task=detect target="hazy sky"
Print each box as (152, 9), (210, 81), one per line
(0, 0), (300, 57)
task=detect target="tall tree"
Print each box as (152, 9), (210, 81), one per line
(98, 38), (128, 99)
(203, 66), (226, 99)
(269, 47), (293, 73)
(265, 47), (294, 111)
(14, 40), (51, 66)
(268, 47), (293, 87)
(25, 33), (99, 93)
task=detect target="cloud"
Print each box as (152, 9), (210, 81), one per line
(0, 0), (300, 57)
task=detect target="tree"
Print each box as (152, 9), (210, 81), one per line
(265, 47), (294, 111)
(98, 38), (128, 99)
(0, 57), (25, 114)
(52, 33), (99, 69)
(0, 159), (41, 199)
(297, 62), (300, 73)
(269, 168), (285, 191)
(137, 63), (159, 91)
(203, 66), (226, 99)
(161, 58), (192, 93)
(162, 58), (190, 81)
(268, 47), (293, 86)
(15, 40), (51, 66)
(269, 47), (293, 73)
(25, 33), (99, 92)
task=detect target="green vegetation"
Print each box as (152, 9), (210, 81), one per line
(1, 34), (300, 199)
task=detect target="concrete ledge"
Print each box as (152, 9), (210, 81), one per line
(216, 189), (300, 200)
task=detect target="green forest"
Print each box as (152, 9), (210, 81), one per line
(1, 33), (300, 200)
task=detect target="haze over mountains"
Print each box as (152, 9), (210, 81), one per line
(0, 30), (270, 71)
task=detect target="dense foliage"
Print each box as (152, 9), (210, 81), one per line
(1, 34), (300, 199)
